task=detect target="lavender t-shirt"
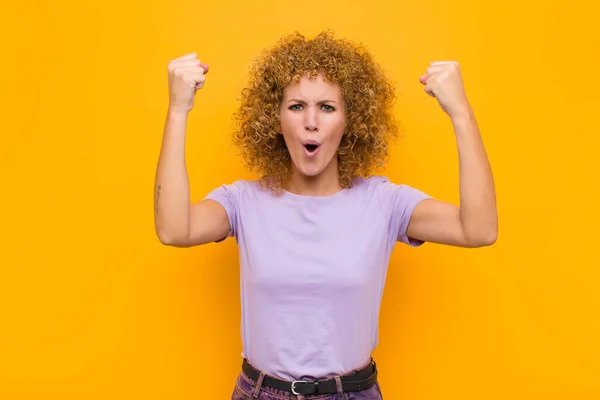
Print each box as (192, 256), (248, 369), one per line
(204, 175), (432, 381)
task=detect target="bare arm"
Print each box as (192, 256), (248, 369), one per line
(407, 112), (498, 247)
(154, 53), (229, 247)
(153, 110), (191, 245)
(406, 61), (498, 248)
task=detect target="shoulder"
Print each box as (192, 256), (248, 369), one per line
(357, 175), (425, 192)
(355, 175), (431, 205)
(213, 179), (260, 193)
(208, 179), (280, 202)
(352, 175), (394, 193)
(204, 179), (258, 202)
(361, 175), (391, 186)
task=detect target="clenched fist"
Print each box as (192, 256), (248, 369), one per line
(419, 61), (472, 119)
(167, 52), (209, 114)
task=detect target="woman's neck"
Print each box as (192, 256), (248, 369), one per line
(285, 160), (343, 197)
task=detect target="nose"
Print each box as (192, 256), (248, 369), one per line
(304, 107), (319, 132)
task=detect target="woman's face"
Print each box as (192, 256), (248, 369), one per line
(279, 72), (346, 179)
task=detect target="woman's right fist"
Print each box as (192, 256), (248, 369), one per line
(167, 52), (209, 114)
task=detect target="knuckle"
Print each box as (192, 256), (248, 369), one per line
(182, 71), (196, 82)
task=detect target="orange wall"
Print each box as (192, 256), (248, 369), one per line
(1, 0), (599, 399)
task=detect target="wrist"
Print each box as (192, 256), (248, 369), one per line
(450, 107), (475, 122)
(167, 106), (190, 120)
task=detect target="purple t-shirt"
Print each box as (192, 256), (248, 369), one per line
(204, 175), (432, 381)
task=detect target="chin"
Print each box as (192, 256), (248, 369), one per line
(298, 165), (323, 177)
(290, 150), (335, 178)
(290, 159), (324, 177)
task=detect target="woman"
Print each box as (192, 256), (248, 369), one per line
(154, 31), (497, 399)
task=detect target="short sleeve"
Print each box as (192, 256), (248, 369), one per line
(376, 177), (433, 246)
(202, 181), (243, 242)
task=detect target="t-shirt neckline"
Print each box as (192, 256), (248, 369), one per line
(281, 186), (350, 203)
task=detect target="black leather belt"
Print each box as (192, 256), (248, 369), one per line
(241, 358), (378, 396)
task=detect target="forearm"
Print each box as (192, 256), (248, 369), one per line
(452, 110), (498, 245)
(154, 109), (191, 243)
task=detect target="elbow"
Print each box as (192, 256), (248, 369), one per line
(156, 230), (190, 248)
(466, 229), (498, 248)
(461, 216), (498, 247)
(479, 231), (498, 247)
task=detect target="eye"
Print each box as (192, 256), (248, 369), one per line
(289, 104), (303, 111)
(322, 104), (335, 112)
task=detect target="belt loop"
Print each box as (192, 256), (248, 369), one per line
(334, 375), (346, 400)
(252, 371), (266, 398)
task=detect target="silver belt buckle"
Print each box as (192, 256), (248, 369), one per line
(291, 380), (308, 395)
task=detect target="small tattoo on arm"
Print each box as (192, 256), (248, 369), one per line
(155, 184), (161, 215)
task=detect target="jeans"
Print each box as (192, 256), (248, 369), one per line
(230, 359), (384, 400)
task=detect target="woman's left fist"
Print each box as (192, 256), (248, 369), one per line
(419, 61), (472, 118)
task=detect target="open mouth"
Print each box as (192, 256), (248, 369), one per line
(304, 144), (319, 153)
(303, 143), (321, 158)
(302, 140), (321, 158)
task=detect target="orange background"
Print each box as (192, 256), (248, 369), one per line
(1, 0), (599, 399)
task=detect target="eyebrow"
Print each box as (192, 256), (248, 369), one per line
(287, 98), (337, 104)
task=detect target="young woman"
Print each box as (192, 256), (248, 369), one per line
(154, 31), (497, 400)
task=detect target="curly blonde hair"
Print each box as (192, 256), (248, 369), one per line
(232, 30), (399, 192)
